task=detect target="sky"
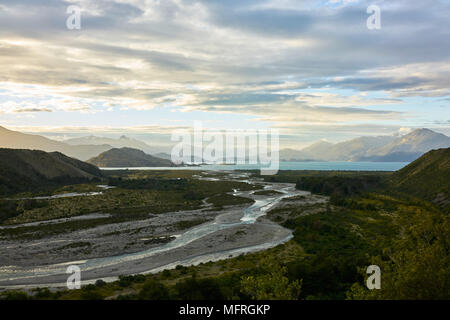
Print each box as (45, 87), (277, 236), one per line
(0, 0), (449, 149)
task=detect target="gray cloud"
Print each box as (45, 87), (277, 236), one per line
(0, 0), (448, 138)
(13, 108), (53, 113)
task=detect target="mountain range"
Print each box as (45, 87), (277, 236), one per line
(1, 126), (449, 163)
(65, 135), (157, 154)
(0, 126), (111, 161)
(87, 147), (176, 167)
(280, 129), (450, 162)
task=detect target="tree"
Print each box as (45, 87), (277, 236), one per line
(240, 257), (301, 300)
(138, 279), (170, 300)
(347, 208), (449, 300)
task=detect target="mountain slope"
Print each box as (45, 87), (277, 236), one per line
(0, 126), (112, 160)
(301, 141), (335, 160)
(0, 148), (102, 195)
(65, 135), (156, 154)
(391, 148), (450, 209)
(87, 147), (176, 167)
(365, 129), (450, 159)
(332, 136), (395, 161)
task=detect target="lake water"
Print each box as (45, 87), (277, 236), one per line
(101, 161), (409, 172)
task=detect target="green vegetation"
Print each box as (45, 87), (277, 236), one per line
(240, 257), (301, 300)
(0, 170), (259, 240)
(173, 218), (209, 230)
(255, 169), (391, 184)
(347, 206), (449, 300)
(206, 194), (254, 209)
(2, 191), (448, 301)
(390, 148), (450, 211)
(252, 190), (283, 196)
(0, 148), (101, 196)
(295, 175), (386, 197)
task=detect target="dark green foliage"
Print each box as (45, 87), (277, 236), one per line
(108, 177), (189, 191)
(80, 290), (104, 300)
(295, 175), (385, 197)
(138, 279), (170, 300)
(252, 190), (283, 196)
(117, 274), (146, 287)
(348, 206), (449, 300)
(288, 213), (370, 256)
(174, 276), (225, 300)
(161, 270), (172, 278)
(183, 190), (205, 200)
(31, 288), (52, 299)
(206, 194), (254, 208)
(282, 209), (374, 299)
(22, 199), (49, 211)
(0, 290), (29, 300)
(95, 279), (107, 287)
(287, 254), (364, 300)
(175, 265), (188, 274)
(0, 200), (21, 223)
(254, 170), (390, 184)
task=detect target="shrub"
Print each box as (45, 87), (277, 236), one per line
(138, 279), (170, 300)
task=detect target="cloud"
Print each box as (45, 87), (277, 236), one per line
(12, 107), (52, 113)
(0, 100), (53, 113)
(397, 127), (413, 136)
(0, 0), (448, 140)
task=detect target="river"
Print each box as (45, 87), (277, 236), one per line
(0, 174), (305, 288)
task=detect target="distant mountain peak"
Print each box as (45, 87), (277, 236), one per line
(366, 128), (450, 159)
(406, 128), (434, 135)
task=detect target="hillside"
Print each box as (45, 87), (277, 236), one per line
(87, 147), (176, 167)
(0, 126), (112, 160)
(0, 148), (102, 195)
(390, 148), (450, 208)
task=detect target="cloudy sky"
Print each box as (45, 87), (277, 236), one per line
(0, 0), (449, 148)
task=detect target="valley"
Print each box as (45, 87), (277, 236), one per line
(0, 148), (448, 300)
(0, 170), (324, 288)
